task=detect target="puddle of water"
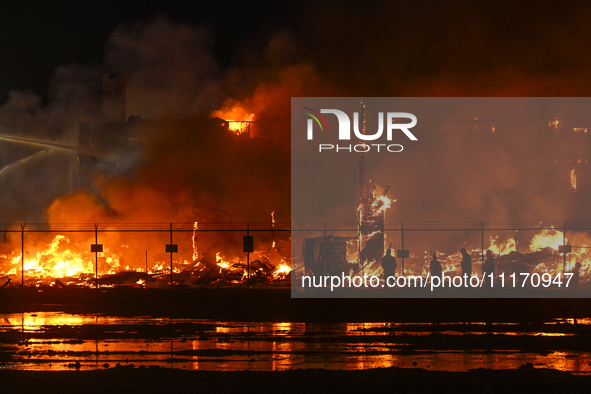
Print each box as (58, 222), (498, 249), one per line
(1, 312), (590, 372)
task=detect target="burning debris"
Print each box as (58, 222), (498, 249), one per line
(0, 219), (291, 289)
(211, 104), (256, 136)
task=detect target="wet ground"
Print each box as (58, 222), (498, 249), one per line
(3, 311), (591, 373)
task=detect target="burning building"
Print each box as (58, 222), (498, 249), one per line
(77, 73), (256, 190)
(303, 101), (394, 278)
(293, 97), (591, 290)
(0, 73), (291, 288)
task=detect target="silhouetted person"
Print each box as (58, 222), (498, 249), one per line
(482, 250), (495, 287)
(484, 250), (495, 275)
(382, 245), (397, 279)
(460, 247), (471, 277)
(571, 262), (582, 292)
(430, 253), (442, 278)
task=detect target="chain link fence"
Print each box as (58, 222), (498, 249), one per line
(0, 223), (291, 288)
(291, 222), (591, 297)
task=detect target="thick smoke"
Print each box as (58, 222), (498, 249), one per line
(103, 16), (226, 118)
(0, 17), (305, 227)
(287, 1), (591, 229)
(2, 6), (591, 232)
(369, 99), (591, 226)
(0, 64), (101, 222)
(0, 17), (312, 274)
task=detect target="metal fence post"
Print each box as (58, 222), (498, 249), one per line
(401, 222), (405, 276)
(324, 222), (327, 276)
(170, 223), (173, 290)
(563, 221), (567, 275)
(94, 223), (99, 289)
(21, 223), (25, 288)
(481, 222), (485, 276)
(145, 250), (148, 289)
(247, 222), (250, 288)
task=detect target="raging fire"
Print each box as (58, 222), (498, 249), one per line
(211, 105), (255, 135)
(0, 222), (291, 288)
(488, 236), (517, 256)
(273, 262), (291, 278)
(1, 234), (116, 281)
(371, 195), (394, 216)
(530, 227), (564, 252)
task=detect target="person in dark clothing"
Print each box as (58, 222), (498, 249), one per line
(430, 253), (442, 278)
(381, 245), (397, 279)
(483, 250), (495, 287)
(483, 250), (495, 276)
(460, 247), (472, 277)
(571, 262), (582, 292)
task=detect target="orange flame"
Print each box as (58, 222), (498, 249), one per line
(192, 221), (199, 261)
(211, 105), (254, 135)
(530, 227), (564, 252)
(273, 262), (291, 278)
(372, 196), (394, 215)
(3, 234), (119, 280)
(488, 236), (517, 255)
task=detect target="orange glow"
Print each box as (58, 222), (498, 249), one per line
(488, 236), (517, 256)
(215, 252), (231, 270)
(371, 195), (394, 215)
(0, 225), (289, 286)
(273, 262), (291, 278)
(211, 105), (254, 135)
(530, 227), (564, 252)
(570, 169), (577, 190)
(3, 235), (104, 280)
(192, 221), (199, 261)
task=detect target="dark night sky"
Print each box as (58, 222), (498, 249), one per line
(0, 1), (297, 103)
(3, 0), (591, 103)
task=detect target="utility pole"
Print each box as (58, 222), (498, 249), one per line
(401, 222), (405, 276)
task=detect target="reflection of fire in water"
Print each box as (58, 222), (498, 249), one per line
(6, 314), (591, 372)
